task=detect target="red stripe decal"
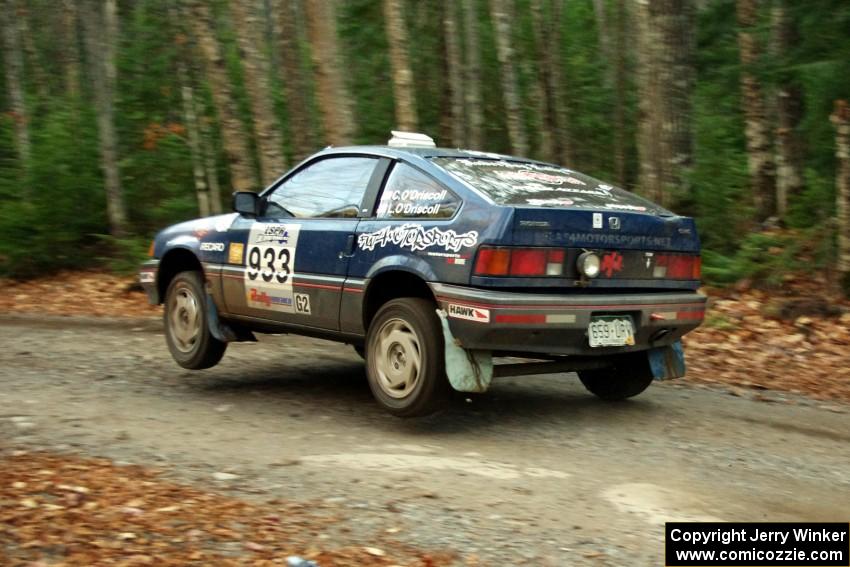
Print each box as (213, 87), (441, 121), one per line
(437, 296), (702, 311)
(343, 287), (364, 293)
(294, 282), (341, 291)
(494, 314), (546, 324)
(677, 310), (705, 320)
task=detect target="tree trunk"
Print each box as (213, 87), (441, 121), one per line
(635, 0), (695, 208)
(443, 1), (464, 147)
(0, 0), (32, 167)
(61, 0), (82, 99)
(82, 0), (128, 237)
(771, 0), (804, 218)
(304, 0), (355, 146)
(177, 58), (211, 217)
(832, 100), (850, 295)
(200, 116), (224, 214)
(737, 0), (776, 220)
(230, 0), (286, 187)
(612, 0), (628, 185)
(15, 1), (49, 100)
(462, 0), (484, 149)
(383, 0), (418, 131)
(529, 0), (554, 162)
(274, 0), (314, 161)
(635, 0), (664, 203)
(189, 0), (257, 192)
(489, 0), (529, 156)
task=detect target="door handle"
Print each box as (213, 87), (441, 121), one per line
(339, 234), (356, 259)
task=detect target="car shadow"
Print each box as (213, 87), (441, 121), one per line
(182, 357), (665, 434)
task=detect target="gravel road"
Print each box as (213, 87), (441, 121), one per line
(1, 315), (848, 565)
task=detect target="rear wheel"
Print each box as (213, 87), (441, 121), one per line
(578, 352), (654, 401)
(365, 298), (449, 417)
(164, 270), (226, 369)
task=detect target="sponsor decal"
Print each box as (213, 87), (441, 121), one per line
(608, 216), (621, 230)
(194, 228), (210, 239)
(139, 271), (155, 284)
(228, 242), (245, 264)
(294, 293), (311, 314)
(494, 169), (586, 186)
(249, 288), (292, 308)
(200, 242), (225, 252)
(600, 251), (624, 277)
(448, 304), (490, 323)
(525, 198), (574, 207)
(604, 203), (647, 212)
(592, 212), (603, 229)
(564, 232), (673, 248)
(358, 224), (478, 253)
(245, 223), (301, 312)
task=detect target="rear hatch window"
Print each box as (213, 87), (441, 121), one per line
(432, 157), (670, 215)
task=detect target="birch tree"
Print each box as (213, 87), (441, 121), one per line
(462, 0), (484, 149)
(82, 0), (128, 237)
(304, 0), (355, 146)
(832, 100), (850, 295)
(189, 0), (257, 192)
(489, 0), (529, 156)
(230, 0), (286, 186)
(771, 0), (804, 217)
(737, 0), (776, 220)
(443, 1), (465, 148)
(0, 0), (32, 166)
(384, 0), (418, 131)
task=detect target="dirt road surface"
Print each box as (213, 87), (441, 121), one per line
(2, 315), (848, 565)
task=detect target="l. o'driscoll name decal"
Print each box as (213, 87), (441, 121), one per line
(358, 224), (479, 253)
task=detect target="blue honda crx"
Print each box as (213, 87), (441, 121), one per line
(141, 132), (705, 417)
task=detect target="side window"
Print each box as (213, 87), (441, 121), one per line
(265, 157), (377, 218)
(375, 163), (460, 219)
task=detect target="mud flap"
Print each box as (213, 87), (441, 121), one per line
(647, 340), (686, 380)
(436, 309), (493, 393)
(206, 293), (256, 343)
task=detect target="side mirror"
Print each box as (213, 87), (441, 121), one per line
(232, 191), (259, 216)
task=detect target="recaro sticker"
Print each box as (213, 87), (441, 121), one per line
(245, 223), (300, 312)
(448, 304), (490, 323)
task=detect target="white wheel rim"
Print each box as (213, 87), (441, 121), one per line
(372, 317), (422, 399)
(168, 284), (201, 353)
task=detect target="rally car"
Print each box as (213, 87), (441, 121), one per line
(140, 132), (705, 417)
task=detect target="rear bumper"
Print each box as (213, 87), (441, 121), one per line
(139, 260), (160, 304)
(430, 283), (706, 356)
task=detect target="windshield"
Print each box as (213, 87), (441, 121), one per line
(431, 157), (670, 215)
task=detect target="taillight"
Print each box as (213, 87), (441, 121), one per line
(655, 254), (701, 280)
(474, 246), (565, 277)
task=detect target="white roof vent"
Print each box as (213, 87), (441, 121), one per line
(388, 130), (436, 148)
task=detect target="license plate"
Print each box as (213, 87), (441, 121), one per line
(588, 316), (635, 347)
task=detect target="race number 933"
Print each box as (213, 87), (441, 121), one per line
(246, 245), (291, 283)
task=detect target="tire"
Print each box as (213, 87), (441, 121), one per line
(578, 352), (655, 401)
(365, 298), (449, 417)
(164, 270), (226, 370)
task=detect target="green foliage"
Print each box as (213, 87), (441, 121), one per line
(0, 0), (848, 284)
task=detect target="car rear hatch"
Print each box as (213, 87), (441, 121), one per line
(429, 156), (701, 290)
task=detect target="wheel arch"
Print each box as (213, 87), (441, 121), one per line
(362, 269), (436, 331)
(157, 247), (204, 304)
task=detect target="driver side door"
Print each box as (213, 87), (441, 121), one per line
(221, 156), (384, 331)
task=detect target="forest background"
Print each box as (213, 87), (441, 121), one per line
(1, 0), (849, 294)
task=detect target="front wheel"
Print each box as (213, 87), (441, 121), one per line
(578, 352), (654, 401)
(164, 270), (226, 370)
(365, 298), (449, 417)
